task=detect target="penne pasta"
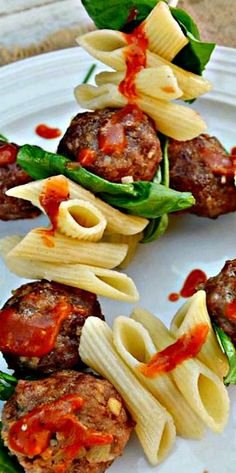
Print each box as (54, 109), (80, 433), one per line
(143, 1), (188, 61)
(131, 307), (230, 433)
(77, 30), (212, 100)
(170, 290), (229, 378)
(102, 232), (142, 269)
(95, 66), (183, 101)
(57, 199), (107, 241)
(4, 253), (139, 302)
(5, 229), (128, 269)
(113, 316), (204, 439)
(75, 83), (206, 140)
(6, 176), (148, 236)
(79, 317), (176, 465)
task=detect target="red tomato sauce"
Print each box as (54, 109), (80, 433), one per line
(168, 269), (207, 302)
(140, 323), (209, 377)
(35, 124), (62, 139)
(9, 394), (113, 472)
(225, 300), (236, 322)
(78, 148), (96, 166)
(36, 228), (55, 248)
(0, 143), (18, 166)
(119, 23), (148, 100)
(0, 300), (72, 357)
(39, 175), (70, 231)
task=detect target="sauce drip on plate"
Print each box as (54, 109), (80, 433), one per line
(35, 124), (62, 139)
(168, 269), (207, 302)
(140, 323), (209, 377)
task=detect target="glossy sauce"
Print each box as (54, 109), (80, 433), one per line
(119, 23), (148, 100)
(0, 300), (72, 357)
(225, 300), (236, 322)
(168, 269), (207, 302)
(35, 124), (62, 139)
(39, 176), (70, 231)
(9, 394), (113, 472)
(98, 104), (142, 154)
(78, 148), (96, 166)
(140, 323), (209, 377)
(0, 143), (18, 166)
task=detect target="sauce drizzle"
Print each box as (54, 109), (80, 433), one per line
(168, 269), (207, 302)
(9, 394), (113, 472)
(0, 143), (18, 166)
(119, 23), (148, 101)
(39, 175), (70, 231)
(140, 323), (209, 377)
(35, 124), (62, 140)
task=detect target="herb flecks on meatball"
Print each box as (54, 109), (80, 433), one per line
(0, 280), (103, 375)
(2, 371), (134, 473)
(57, 105), (162, 183)
(168, 134), (236, 218)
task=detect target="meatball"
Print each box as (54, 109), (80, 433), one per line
(2, 370), (134, 473)
(0, 140), (41, 220)
(204, 259), (236, 346)
(168, 134), (236, 218)
(57, 106), (162, 182)
(0, 280), (103, 375)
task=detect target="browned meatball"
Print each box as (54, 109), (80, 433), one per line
(57, 106), (162, 182)
(2, 371), (134, 473)
(168, 134), (236, 218)
(204, 259), (236, 346)
(0, 280), (103, 375)
(0, 140), (41, 220)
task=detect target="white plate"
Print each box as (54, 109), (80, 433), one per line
(0, 46), (236, 473)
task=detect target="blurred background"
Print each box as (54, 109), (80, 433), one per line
(0, 0), (235, 66)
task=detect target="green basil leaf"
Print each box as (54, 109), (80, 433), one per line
(0, 371), (18, 401)
(142, 214), (168, 243)
(0, 134), (8, 142)
(17, 145), (194, 219)
(213, 324), (236, 385)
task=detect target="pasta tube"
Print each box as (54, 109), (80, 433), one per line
(6, 176), (148, 236)
(79, 317), (176, 465)
(113, 316), (204, 438)
(4, 253), (139, 302)
(171, 291), (229, 378)
(131, 307), (230, 433)
(143, 1), (188, 61)
(102, 232), (142, 269)
(5, 229), (128, 269)
(77, 31), (212, 99)
(75, 84), (206, 140)
(95, 66), (183, 101)
(57, 199), (107, 241)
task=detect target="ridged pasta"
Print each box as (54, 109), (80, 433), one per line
(143, 1), (188, 61)
(4, 253), (139, 302)
(5, 229), (128, 269)
(102, 232), (142, 269)
(95, 66), (183, 101)
(79, 317), (176, 465)
(170, 290), (229, 378)
(113, 316), (204, 439)
(57, 199), (107, 241)
(131, 307), (230, 433)
(6, 176), (148, 236)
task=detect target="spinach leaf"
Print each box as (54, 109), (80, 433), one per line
(81, 1), (215, 75)
(171, 8), (215, 75)
(0, 134), (8, 142)
(81, 0), (160, 31)
(17, 145), (194, 220)
(0, 423), (24, 472)
(0, 371), (18, 401)
(214, 325), (236, 385)
(82, 64), (97, 84)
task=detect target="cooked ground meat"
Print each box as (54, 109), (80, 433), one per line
(0, 140), (41, 220)
(168, 134), (236, 218)
(57, 106), (162, 182)
(2, 370), (134, 473)
(204, 259), (236, 346)
(0, 280), (103, 375)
